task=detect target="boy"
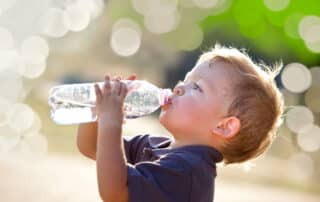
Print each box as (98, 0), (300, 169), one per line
(77, 45), (284, 202)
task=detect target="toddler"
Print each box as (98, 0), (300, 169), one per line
(77, 45), (284, 202)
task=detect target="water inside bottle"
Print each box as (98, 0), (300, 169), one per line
(49, 86), (163, 124)
(48, 80), (172, 124)
(49, 94), (97, 124)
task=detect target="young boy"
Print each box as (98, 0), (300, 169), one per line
(76, 45), (284, 202)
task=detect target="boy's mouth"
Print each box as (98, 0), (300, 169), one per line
(161, 97), (173, 110)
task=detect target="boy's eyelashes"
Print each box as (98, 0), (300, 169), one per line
(192, 82), (201, 91)
(174, 80), (202, 92)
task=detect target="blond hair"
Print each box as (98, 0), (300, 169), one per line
(198, 44), (284, 164)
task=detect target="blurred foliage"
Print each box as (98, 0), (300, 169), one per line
(201, 0), (320, 66)
(108, 0), (320, 67)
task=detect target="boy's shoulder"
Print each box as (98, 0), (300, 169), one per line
(125, 135), (222, 202)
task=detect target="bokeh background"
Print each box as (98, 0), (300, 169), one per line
(0, 0), (320, 201)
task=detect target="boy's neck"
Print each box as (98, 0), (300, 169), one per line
(169, 139), (208, 149)
(169, 140), (187, 149)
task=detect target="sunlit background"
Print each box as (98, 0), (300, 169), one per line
(0, 0), (319, 201)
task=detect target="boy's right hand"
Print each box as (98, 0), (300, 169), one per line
(91, 74), (137, 121)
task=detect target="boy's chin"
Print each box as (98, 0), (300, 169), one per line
(158, 111), (166, 125)
(159, 113), (177, 134)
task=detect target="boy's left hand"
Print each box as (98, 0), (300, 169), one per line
(94, 75), (128, 129)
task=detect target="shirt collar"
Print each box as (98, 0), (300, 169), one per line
(148, 136), (223, 164)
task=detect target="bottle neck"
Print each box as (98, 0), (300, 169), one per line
(159, 88), (172, 106)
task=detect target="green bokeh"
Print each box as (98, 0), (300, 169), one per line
(109, 0), (320, 66)
(201, 0), (320, 66)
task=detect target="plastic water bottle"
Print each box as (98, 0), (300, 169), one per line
(48, 80), (172, 125)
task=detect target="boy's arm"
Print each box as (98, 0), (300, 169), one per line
(97, 124), (128, 202)
(77, 122), (97, 160)
(94, 76), (129, 202)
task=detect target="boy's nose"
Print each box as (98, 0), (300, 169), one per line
(173, 85), (184, 96)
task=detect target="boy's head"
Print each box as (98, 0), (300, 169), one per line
(159, 44), (284, 164)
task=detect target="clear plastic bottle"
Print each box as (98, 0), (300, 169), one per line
(48, 80), (172, 125)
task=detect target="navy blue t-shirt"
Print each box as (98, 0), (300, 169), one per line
(123, 134), (223, 202)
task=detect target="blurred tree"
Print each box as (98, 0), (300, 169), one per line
(201, 0), (320, 66)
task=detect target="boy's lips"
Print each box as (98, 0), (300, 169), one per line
(161, 97), (173, 110)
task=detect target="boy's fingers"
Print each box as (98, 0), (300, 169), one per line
(112, 75), (121, 81)
(104, 74), (111, 81)
(120, 82), (128, 98)
(94, 83), (102, 102)
(103, 75), (111, 95)
(112, 78), (121, 96)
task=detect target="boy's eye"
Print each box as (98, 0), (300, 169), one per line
(192, 82), (201, 91)
(174, 80), (201, 92)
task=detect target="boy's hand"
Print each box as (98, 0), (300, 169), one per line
(94, 75), (128, 128)
(91, 74), (136, 121)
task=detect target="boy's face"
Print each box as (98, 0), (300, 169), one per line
(159, 60), (235, 141)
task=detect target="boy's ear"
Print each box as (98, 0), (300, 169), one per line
(211, 116), (241, 139)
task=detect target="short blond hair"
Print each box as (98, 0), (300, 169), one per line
(198, 44), (284, 164)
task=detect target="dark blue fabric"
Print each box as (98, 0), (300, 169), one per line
(123, 134), (223, 202)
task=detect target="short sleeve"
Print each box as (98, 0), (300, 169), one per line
(127, 153), (192, 202)
(123, 135), (149, 164)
